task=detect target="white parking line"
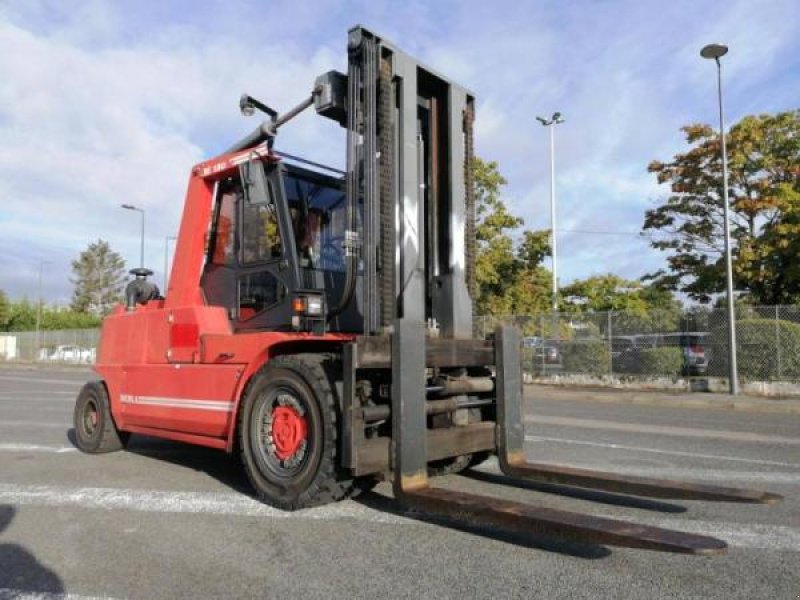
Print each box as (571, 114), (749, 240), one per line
(526, 415), (800, 445)
(0, 376), (86, 386)
(0, 444), (75, 453)
(525, 435), (800, 468)
(0, 590), (118, 600)
(0, 482), (797, 551)
(0, 421), (68, 428)
(0, 483), (408, 524)
(0, 391), (79, 396)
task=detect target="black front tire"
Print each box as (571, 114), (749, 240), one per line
(73, 381), (129, 453)
(238, 354), (355, 510)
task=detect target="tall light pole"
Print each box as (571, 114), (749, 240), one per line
(164, 235), (177, 291)
(536, 112), (565, 314)
(701, 43), (738, 395)
(35, 260), (51, 358)
(121, 204), (145, 268)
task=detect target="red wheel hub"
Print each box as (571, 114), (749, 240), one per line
(271, 406), (308, 460)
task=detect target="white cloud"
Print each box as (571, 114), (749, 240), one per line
(0, 0), (797, 302)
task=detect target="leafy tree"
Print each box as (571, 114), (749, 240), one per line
(643, 110), (800, 304)
(473, 157), (552, 316)
(3, 298), (36, 331)
(70, 240), (127, 316)
(0, 299), (102, 332)
(561, 274), (682, 334)
(0, 289), (8, 330)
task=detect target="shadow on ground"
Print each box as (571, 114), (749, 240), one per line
(462, 469), (688, 514)
(355, 489), (613, 559)
(67, 427), (253, 493)
(0, 505), (65, 595)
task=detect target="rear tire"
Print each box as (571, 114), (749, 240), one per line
(238, 354), (356, 510)
(73, 381), (129, 453)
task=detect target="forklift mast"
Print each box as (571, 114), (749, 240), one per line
(220, 25), (476, 337)
(343, 26), (476, 338)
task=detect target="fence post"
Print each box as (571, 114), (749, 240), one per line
(539, 314), (546, 376)
(776, 305), (782, 380)
(607, 311), (613, 375)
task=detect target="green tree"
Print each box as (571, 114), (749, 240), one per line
(3, 298), (36, 331)
(70, 240), (127, 316)
(472, 157), (552, 315)
(0, 299), (102, 332)
(643, 110), (800, 304)
(561, 274), (682, 334)
(0, 289), (8, 330)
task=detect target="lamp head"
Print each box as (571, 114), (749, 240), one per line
(700, 43), (728, 60)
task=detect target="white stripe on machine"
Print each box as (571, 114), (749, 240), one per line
(120, 394), (234, 412)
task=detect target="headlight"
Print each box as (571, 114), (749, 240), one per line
(292, 294), (324, 316)
(306, 295), (323, 316)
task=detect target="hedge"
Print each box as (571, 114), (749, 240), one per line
(636, 346), (684, 376)
(561, 340), (611, 375)
(710, 318), (800, 380)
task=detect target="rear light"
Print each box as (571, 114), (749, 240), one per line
(689, 345), (704, 354)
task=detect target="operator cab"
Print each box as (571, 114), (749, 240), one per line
(201, 157), (363, 333)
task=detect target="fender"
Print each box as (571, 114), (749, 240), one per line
(224, 339), (346, 452)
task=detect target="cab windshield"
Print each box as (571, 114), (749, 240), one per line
(282, 164), (350, 272)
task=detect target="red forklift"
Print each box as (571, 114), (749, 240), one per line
(73, 25), (780, 554)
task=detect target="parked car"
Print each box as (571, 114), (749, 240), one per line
(611, 332), (709, 376)
(45, 345), (96, 363)
(522, 336), (561, 365)
(610, 336), (639, 372)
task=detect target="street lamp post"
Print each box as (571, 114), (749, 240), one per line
(536, 112), (565, 314)
(35, 260), (50, 359)
(164, 235), (177, 291)
(701, 43), (738, 395)
(121, 204), (145, 268)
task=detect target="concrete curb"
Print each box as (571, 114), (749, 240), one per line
(525, 384), (800, 415)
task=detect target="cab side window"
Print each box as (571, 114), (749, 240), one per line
(209, 184), (238, 266)
(241, 185), (281, 264)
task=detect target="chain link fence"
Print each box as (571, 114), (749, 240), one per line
(476, 305), (800, 385)
(0, 329), (100, 363)
(3, 307), (800, 387)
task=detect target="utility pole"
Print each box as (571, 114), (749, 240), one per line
(536, 112), (565, 313)
(35, 260), (50, 358)
(121, 204), (146, 268)
(701, 43), (738, 395)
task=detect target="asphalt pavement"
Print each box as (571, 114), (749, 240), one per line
(0, 366), (798, 599)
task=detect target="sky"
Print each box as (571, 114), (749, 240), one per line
(0, 0), (798, 304)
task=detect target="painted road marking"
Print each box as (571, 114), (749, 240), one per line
(525, 435), (800, 468)
(0, 482), (797, 551)
(0, 444), (76, 453)
(0, 375), (86, 386)
(0, 483), (408, 524)
(526, 415), (800, 445)
(0, 591), (119, 600)
(0, 421), (68, 428)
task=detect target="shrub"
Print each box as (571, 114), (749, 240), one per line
(710, 318), (800, 380)
(561, 340), (611, 375)
(636, 346), (684, 376)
